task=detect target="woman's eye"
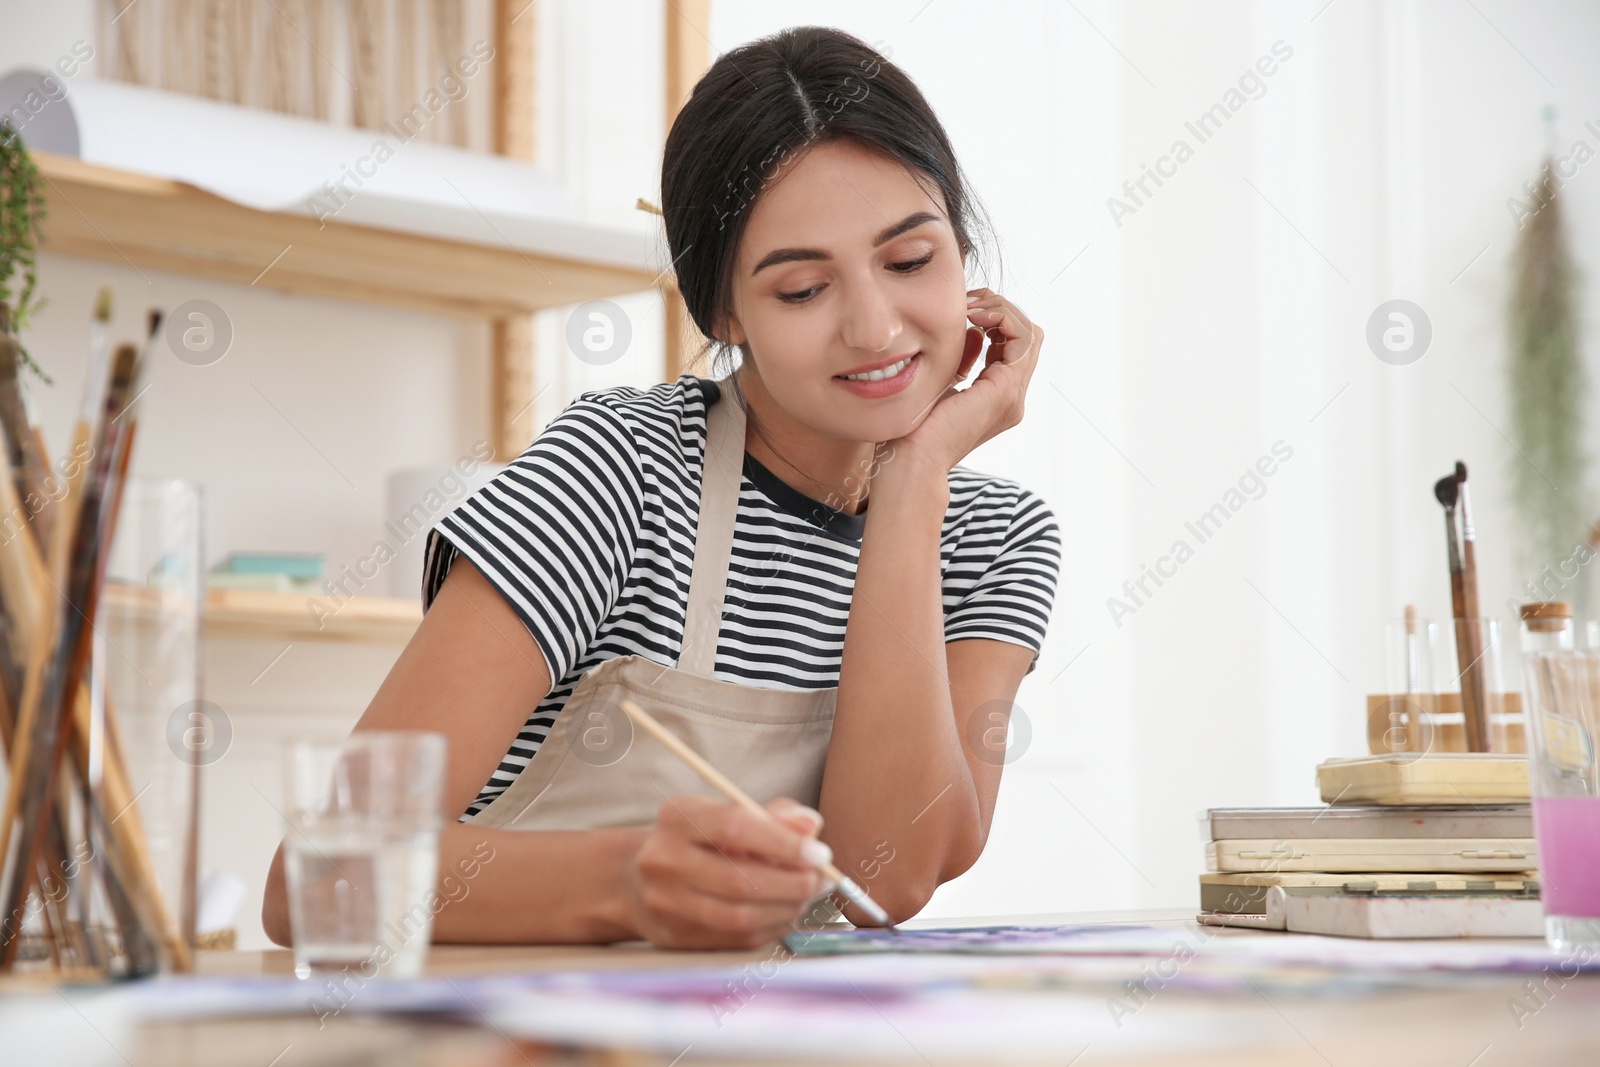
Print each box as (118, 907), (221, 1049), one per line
(777, 285), (822, 304)
(776, 253), (934, 304)
(891, 253), (935, 273)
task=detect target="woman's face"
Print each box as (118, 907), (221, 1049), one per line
(720, 139), (970, 444)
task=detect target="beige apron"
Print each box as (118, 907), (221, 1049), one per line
(468, 376), (841, 835)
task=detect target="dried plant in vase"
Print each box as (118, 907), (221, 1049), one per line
(1507, 153), (1592, 615)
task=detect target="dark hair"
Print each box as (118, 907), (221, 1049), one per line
(660, 25), (995, 391)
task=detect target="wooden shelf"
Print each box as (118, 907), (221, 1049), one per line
(33, 152), (658, 320)
(205, 587), (421, 644)
(105, 583), (421, 645)
(34, 150), (666, 457)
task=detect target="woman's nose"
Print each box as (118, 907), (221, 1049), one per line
(837, 277), (903, 354)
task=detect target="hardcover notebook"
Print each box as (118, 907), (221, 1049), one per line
(1200, 870), (1540, 915)
(1200, 805), (1532, 841)
(1200, 885), (1545, 936)
(1281, 893), (1545, 938)
(1315, 754), (1529, 805)
(1205, 837), (1536, 874)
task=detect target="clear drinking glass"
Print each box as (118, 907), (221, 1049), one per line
(1518, 603), (1600, 952)
(1377, 614), (1438, 754)
(283, 732), (447, 980)
(1445, 616), (1516, 752)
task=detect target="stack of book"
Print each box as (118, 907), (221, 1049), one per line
(1200, 758), (1541, 937)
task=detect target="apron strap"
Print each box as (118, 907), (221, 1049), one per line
(678, 376), (746, 677)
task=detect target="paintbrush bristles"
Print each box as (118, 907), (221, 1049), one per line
(107, 343), (139, 398)
(93, 287), (114, 324)
(53, 344), (138, 577)
(1456, 462), (1477, 542)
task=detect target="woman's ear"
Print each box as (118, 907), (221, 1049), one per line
(713, 311), (748, 348)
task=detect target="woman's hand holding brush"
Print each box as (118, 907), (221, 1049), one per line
(622, 794), (834, 950)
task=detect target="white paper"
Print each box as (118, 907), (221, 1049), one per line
(2, 71), (664, 274)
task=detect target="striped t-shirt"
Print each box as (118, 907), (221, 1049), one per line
(423, 375), (1061, 819)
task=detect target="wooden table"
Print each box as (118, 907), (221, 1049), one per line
(125, 910), (1600, 1066)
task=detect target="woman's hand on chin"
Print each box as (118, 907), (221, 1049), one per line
(885, 288), (1043, 476)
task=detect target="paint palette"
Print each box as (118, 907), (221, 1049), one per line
(784, 922), (1191, 956)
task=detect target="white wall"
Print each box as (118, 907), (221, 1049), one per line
(1, 0), (1597, 945)
(709, 0), (1600, 916)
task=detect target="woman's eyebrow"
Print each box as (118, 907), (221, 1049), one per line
(750, 211), (942, 276)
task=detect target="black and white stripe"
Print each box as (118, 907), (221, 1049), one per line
(424, 375), (1061, 819)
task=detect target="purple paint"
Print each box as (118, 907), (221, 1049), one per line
(1533, 796), (1600, 918)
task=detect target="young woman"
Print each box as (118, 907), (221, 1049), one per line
(263, 25), (1058, 951)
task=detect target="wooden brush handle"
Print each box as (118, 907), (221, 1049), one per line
(0, 435), (51, 637)
(69, 684), (192, 971)
(1458, 540), (1489, 752)
(0, 333), (52, 548)
(0, 345), (144, 969)
(1450, 611), (1488, 753)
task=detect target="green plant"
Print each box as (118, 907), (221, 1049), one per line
(1507, 155), (1589, 606)
(0, 119), (52, 384)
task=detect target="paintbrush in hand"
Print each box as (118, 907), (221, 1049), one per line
(616, 696), (900, 933)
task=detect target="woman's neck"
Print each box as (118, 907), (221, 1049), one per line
(733, 369), (877, 516)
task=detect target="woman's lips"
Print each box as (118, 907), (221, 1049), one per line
(833, 353), (921, 398)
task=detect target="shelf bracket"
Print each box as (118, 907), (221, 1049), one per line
(663, 0), (711, 384)
(491, 314), (535, 461)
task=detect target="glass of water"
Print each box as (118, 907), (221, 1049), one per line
(284, 732), (447, 980)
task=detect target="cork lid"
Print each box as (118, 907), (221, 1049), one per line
(1519, 601), (1573, 632)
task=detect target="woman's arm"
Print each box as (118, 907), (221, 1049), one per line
(262, 556), (637, 944)
(819, 290), (1046, 925)
(262, 556), (829, 949)
(817, 455), (1035, 925)
(263, 823), (643, 946)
